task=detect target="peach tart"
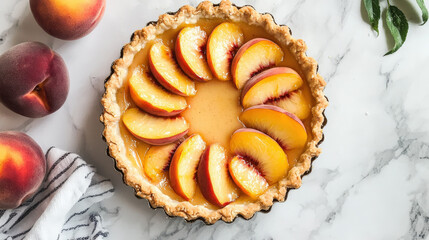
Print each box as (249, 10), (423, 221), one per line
(101, 0), (328, 224)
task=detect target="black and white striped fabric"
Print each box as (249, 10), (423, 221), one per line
(0, 148), (114, 240)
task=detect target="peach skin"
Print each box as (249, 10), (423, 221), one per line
(30, 0), (106, 40)
(0, 42), (69, 118)
(0, 131), (46, 209)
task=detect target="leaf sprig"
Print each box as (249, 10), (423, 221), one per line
(363, 0), (427, 55)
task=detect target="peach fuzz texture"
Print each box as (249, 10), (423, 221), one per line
(0, 132), (46, 209)
(0, 42), (69, 118)
(30, 0), (106, 40)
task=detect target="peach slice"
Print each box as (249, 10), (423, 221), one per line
(241, 67), (310, 119)
(230, 128), (288, 184)
(143, 141), (181, 181)
(169, 134), (206, 200)
(129, 68), (187, 117)
(206, 22), (244, 81)
(149, 42), (196, 96)
(122, 108), (189, 145)
(198, 144), (239, 207)
(175, 26), (213, 82)
(231, 38), (284, 89)
(229, 155), (269, 199)
(239, 105), (307, 149)
(272, 90), (311, 120)
(241, 67), (301, 105)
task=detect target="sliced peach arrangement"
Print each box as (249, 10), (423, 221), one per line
(169, 134), (206, 200)
(176, 27), (213, 82)
(198, 144), (239, 207)
(149, 42), (196, 96)
(229, 128), (288, 198)
(231, 38), (284, 89)
(241, 67), (311, 119)
(120, 22), (315, 206)
(207, 22), (244, 81)
(129, 68), (187, 117)
(122, 108), (189, 145)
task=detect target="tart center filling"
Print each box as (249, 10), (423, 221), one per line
(182, 80), (243, 151)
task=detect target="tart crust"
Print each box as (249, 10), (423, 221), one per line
(101, 0), (328, 224)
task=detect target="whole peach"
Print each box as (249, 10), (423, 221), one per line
(0, 42), (69, 118)
(0, 131), (46, 209)
(30, 0), (106, 40)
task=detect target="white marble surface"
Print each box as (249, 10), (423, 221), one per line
(1, 0), (429, 239)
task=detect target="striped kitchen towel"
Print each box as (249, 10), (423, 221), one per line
(0, 147), (115, 240)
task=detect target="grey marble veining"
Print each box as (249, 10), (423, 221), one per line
(1, 0), (429, 239)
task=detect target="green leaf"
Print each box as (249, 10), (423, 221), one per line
(385, 5), (409, 55)
(363, 0), (381, 34)
(416, 0), (428, 24)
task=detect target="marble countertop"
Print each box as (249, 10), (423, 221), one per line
(1, 0), (429, 239)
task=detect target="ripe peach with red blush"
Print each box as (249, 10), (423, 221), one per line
(30, 0), (106, 40)
(0, 42), (69, 118)
(0, 131), (46, 209)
